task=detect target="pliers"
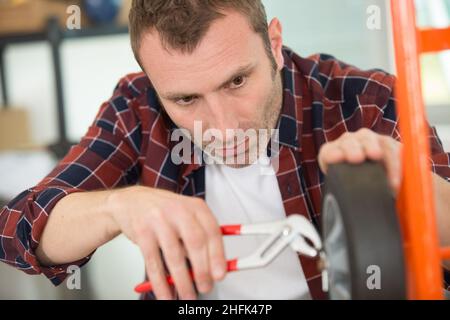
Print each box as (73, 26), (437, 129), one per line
(134, 214), (323, 294)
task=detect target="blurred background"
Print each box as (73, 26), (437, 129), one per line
(0, 0), (449, 299)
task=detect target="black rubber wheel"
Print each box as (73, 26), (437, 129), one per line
(321, 161), (406, 300)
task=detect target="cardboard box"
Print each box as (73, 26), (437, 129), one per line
(0, 0), (83, 35)
(0, 107), (33, 151)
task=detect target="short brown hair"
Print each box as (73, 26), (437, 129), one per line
(129, 0), (276, 71)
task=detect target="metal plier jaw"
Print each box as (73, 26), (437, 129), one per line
(222, 214), (323, 271)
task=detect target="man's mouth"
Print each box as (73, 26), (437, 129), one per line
(215, 137), (250, 157)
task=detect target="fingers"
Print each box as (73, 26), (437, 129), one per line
(134, 194), (226, 300)
(193, 199), (227, 281)
(357, 129), (384, 160)
(136, 233), (175, 300)
(155, 221), (198, 300)
(380, 136), (402, 192)
(318, 141), (345, 174)
(339, 133), (366, 163)
(318, 129), (402, 192)
(318, 132), (368, 173)
(175, 207), (215, 295)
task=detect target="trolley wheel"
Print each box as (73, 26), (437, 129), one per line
(321, 161), (406, 299)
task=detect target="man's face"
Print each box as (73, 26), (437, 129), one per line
(139, 11), (284, 166)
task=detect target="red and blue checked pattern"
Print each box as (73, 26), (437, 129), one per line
(1, 46), (449, 299)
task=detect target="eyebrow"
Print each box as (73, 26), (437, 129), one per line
(161, 63), (256, 100)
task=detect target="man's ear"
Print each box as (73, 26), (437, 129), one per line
(268, 17), (284, 72)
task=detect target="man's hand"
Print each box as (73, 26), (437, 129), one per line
(318, 128), (402, 193)
(107, 186), (227, 300)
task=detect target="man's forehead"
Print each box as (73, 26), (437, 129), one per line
(139, 11), (262, 87)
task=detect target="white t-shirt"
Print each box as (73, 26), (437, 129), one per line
(200, 154), (311, 300)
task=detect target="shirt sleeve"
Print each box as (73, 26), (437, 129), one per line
(0, 75), (143, 286)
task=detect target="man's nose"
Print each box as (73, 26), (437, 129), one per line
(205, 96), (239, 138)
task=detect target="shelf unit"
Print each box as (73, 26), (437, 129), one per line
(0, 17), (128, 157)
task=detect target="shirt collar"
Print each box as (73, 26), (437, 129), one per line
(275, 47), (304, 151)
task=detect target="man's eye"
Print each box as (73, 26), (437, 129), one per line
(176, 96), (196, 106)
(229, 76), (246, 89)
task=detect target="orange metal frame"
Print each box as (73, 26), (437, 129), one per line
(390, 0), (450, 299)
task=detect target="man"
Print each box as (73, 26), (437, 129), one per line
(1, 0), (450, 300)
